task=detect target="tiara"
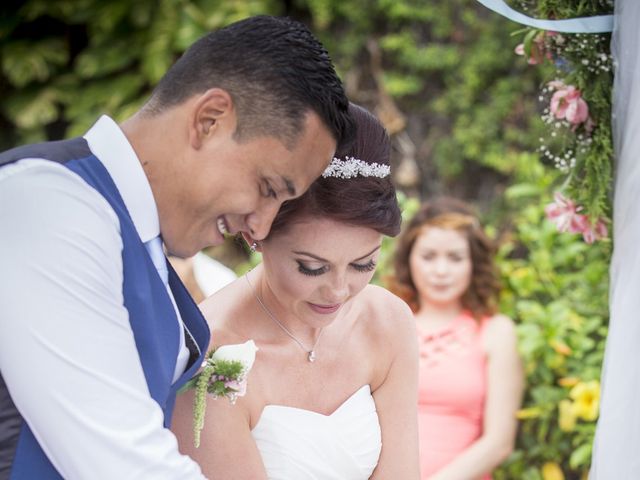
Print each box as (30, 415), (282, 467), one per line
(322, 156), (391, 179)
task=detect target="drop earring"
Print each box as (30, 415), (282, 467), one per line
(250, 242), (258, 253)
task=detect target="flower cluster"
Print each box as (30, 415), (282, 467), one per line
(545, 192), (607, 244)
(180, 340), (258, 447)
(513, 2), (613, 242)
(547, 80), (591, 130)
(558, 380), (601, 432)
(514, 30), (553, 65)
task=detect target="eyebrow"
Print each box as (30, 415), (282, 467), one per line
(419, 248), (469, 254)
(293, 245), (381, 263)
(282, 176), (296, 196)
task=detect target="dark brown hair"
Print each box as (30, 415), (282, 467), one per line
(268, 103), (401, 238)
(390, 197), (500, 318)
(145, 16), (354, 151)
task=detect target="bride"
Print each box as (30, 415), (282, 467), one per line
(171, 103), (420, 479)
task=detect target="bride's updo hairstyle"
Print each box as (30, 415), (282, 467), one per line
(268, 103), (401, 239)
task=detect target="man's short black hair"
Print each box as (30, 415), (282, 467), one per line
(146, 15), (354, 151)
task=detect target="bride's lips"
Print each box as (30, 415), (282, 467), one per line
(308, 302), (341, 314)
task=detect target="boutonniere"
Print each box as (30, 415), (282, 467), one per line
(180, 340), (258, 447)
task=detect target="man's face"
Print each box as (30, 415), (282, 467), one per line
(161, 111), (336, 258)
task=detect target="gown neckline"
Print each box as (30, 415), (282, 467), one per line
(254, 384), (371, 426)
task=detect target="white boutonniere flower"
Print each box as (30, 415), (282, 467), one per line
(210, 340), (258, 371)
(180, 340), (258, 447)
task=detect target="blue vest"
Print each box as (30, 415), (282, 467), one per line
(0, 138), (210, 479)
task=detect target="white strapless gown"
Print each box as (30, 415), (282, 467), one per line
(251, 384), (382, 479)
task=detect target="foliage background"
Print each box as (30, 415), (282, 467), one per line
(0, 1), (611, 478)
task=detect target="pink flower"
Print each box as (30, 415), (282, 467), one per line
(514, 32), (551, 65)
(577, 216), (608, 244)
(224, 378), (247, 396)
(515, 43), (540, 65)
(545, 192), (584, 233)
(584, 115), (596, 133)
(545, 193), (608, 243)
(550, 85), (589, 125)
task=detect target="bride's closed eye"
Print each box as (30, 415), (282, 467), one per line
(351, 259), (376, 273)
(296, 259), (377, 276)
(297, 262), (328, 276)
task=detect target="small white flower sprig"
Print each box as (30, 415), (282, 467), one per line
(180, 340), (258, 447)
(322, 156), (391, 179)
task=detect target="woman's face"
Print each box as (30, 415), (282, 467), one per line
(260, 217), (383, 328)
(408, 226), (472, 309)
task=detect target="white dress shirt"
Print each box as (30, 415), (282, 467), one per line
(0, 116), (205, 479)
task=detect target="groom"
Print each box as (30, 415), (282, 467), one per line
(0, 15), (353, 479)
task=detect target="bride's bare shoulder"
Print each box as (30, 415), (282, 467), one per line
(357, 285), (415, 339)
(360, 284), (412, 319)
(198, 276), (255, 347)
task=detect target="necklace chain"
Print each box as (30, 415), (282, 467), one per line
(245, 273), (323, 362)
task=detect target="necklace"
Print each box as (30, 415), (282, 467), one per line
(245, 273), (323, 362)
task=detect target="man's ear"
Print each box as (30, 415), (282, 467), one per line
(189, 88), (236, 149)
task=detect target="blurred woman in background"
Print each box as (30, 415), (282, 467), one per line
(391, 197), (523, 480)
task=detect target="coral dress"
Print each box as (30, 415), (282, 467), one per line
(417, 311), (491, 480)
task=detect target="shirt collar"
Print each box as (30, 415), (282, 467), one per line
(83, 115), (159, 243)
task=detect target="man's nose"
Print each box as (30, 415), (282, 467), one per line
(245, 201), (281, 241)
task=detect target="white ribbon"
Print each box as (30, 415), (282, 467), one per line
(476, 0), (613, 33)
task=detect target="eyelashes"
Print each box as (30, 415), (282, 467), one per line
(296, 260), (377, 276)
(351, 260), (376, 272)
(297, 264), (327, 276)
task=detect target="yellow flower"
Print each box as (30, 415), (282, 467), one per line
(570, 380), (600, 421)
(558, 399), (576, 432)
(541, 462), (565, 480)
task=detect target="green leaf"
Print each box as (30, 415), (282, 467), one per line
(522, 29), (538, 58)
(4, 88), (59, 129)
(2, 39), (68, 87)
(75, 41), (139, 78)
(569, 443), (592, 469)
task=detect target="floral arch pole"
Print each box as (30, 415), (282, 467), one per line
(590, 2), (640, 477)
(478, 1), (639, 477)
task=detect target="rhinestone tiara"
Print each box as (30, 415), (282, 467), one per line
(321, 156), (391, 179)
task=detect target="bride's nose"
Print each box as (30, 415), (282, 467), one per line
(322, 273), (349, 303)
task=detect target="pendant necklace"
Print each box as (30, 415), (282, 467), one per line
(245, 273), (323, 362)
